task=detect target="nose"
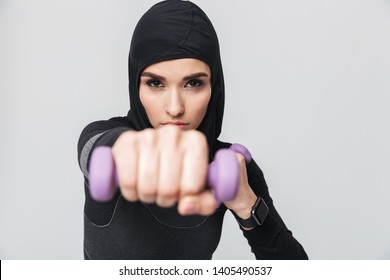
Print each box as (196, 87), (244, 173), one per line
(165, 88), (184, 117)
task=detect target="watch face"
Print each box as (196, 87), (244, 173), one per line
(252, 198), (269, 225)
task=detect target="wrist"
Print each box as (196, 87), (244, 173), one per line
(230, 192), (257, 220)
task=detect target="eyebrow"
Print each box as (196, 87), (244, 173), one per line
(140, 72), (209, 81)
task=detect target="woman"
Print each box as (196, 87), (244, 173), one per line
(77, 0), (308, 260)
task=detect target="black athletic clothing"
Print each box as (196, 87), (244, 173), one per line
(77, 117), (308, 260)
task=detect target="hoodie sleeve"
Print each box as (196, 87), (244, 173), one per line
(77, 116), (133, 180)
(233, 159), (309, 260)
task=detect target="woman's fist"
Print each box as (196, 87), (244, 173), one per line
(112, 125), (217, 215)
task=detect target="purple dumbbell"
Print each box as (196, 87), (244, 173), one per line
(88, 143), (251, 202)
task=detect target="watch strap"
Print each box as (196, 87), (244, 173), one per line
(232, 197), (269, 228)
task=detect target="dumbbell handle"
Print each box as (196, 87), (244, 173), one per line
(88, 143), (251, 203)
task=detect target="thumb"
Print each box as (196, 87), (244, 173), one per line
(178, 191), (218, 216)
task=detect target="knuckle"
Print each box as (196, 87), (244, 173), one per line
(120, 179), (135, 193)
(185, 130), (208, 150)
(181, 180), (202, 195)
(185, 129), (200, 140)
(159, 186), (178, 199)
(140, 128), (156, 146)
(120, 130), (136, 143)
(122, 193), (137, 202)
(236, 153), (245, 164)
(139, 186), (156, 198)
(158, 126), (180, 147)
(120, 183), (137, 201)
(138, 177), (157, 199)
(157, 197), (176, 208)
(160, 124), (178, 135)
(112, 131), (136, 155)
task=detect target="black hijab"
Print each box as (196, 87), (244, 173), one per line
(127, 0), (225, 152)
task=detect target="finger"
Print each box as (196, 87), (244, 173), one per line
(178, 190), (218, 216)
(113, 133), (138, 202)
(179, 131), (208, 196)
(156, 132), (182, 207)
(235, 152), (249, 187)
(136, 130), (158, 204)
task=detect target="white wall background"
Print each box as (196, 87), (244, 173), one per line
(1, 0), (389, 259)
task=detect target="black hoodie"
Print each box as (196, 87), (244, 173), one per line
(77, 0), (308, 260)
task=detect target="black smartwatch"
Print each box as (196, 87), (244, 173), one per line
(232, 197), (269, 228)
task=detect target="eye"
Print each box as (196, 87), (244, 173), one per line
(147, 79), (164, 88)
(185, 79), (203, 88)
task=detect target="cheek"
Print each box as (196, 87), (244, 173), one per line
(139, 88), (159, 122)
(139, 89), (147, 111)
(192, 90), (211, 123)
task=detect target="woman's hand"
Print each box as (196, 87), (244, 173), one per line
(112, 125), (217, 216)
(223, 153), (258, 230)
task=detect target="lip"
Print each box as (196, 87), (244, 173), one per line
(161, 121), (190, 129)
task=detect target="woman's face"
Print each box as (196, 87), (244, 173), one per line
(139, 58), (211, 130)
